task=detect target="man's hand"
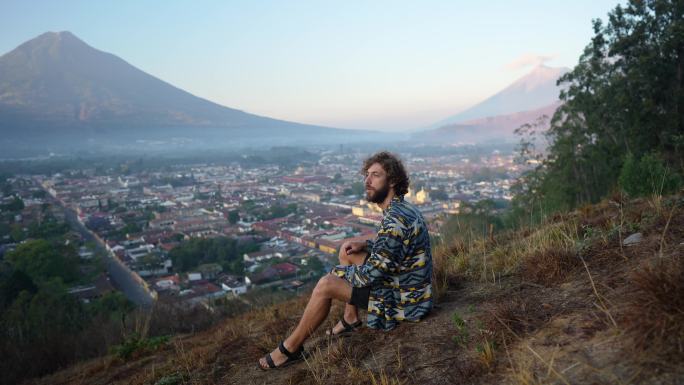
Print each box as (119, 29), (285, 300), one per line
(342, 240), (367, 256)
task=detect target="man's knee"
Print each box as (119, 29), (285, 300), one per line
(313, 274), (337, 297)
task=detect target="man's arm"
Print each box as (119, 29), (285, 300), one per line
(336, 214), (407, 287)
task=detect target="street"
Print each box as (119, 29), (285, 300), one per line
(60, 201), (154, 307)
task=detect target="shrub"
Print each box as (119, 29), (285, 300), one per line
(110, 333), (169, 360)
(619, 153), (681, 197)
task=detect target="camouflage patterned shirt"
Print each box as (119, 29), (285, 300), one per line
(334, 195), (433, 331)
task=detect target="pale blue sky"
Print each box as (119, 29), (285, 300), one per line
(0, 1), (621, 131)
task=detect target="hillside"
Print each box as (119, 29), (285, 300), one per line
(25, 193), (684, 385)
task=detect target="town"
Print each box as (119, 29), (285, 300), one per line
(0, 146), (527, 312)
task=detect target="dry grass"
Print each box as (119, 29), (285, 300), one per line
(480, 294), (551, 344)
(431, 241), (451, 301)
(451, 219), (581, 284)
(476, 338), (496, 369)
(519, 246), (579, 286)
(621, 254), (684, 360)
(369, 368), (405, 385)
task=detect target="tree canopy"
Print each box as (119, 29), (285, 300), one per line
(5, 239), (80, 284)
(514, 0), (684, 220)
(169, 237), (257, 274)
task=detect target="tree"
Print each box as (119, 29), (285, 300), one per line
(5, 240), (80, 284)
(169, 237), (252, 274)
(305, 256), (324, 275)
(430, 189), (449, 201)
(343, 181), (365, 197)
(514, 115), (550, 166)
(10, 224), (25, 242)
(27, 219), (70, 239)
(138, 253), (164, 273)
(107, 198), (117, 210)
(87, 291), (133, 319)
(31, 190), (46, 199)
(1, 196), (24, 212)
(0, 222), (10, 239)
(0, 279), (87, 381)
(517, 0), (684, 214)
(119, 222), (142, 237)
(443, 199), (504, 243)
(228, 210), (240, 224)
(263, 204), (297, 220)
(0, 174), (13, 197)
(0, 265), (37, 312)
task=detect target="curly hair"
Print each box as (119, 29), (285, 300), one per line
(361, 151), (410, 196)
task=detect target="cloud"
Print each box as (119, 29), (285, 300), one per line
(505, 53), (556, 70)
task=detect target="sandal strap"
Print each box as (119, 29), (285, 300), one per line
(265, 353), (276, 369)
(278, 341), (300, 359)
(340, 318), (362, 331)
(340, 318), (353, 330)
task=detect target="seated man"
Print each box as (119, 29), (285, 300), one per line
(258, 151), (433, 370)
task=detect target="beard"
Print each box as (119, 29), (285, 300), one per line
(366, 183), (390, 204)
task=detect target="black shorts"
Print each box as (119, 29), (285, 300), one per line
(349, 286), (370, 310)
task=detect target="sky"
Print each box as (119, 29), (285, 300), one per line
(0, 0), (622, 131)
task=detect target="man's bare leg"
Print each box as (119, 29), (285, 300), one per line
(330, 249), (366, 334)
(258, 274), (352, 368)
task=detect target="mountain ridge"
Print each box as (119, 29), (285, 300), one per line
(0, 31), (369, 156)
(414, 102), (560, 144)
(0, 31), (289, 127)
(429, 65), (568, 129)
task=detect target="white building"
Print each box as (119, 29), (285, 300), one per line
(220, 276), (248, 296)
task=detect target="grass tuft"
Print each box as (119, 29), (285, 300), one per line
(475, 338), (496, 368)
(519, 246), (579, 286)
(621, 255), (684, 360)
(451, 311), (469, 346)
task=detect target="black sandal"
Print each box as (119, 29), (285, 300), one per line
(258, 341), (307, 370)
(326, 318), (362, 337)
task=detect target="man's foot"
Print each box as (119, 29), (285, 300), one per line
(258, 341), (306, 370)
(258, 346), (287, 369)
(327, 318), (362, 336)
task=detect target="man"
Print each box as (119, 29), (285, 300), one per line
(258, 151), (433, 370)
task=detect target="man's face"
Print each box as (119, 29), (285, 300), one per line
(364, 162), (391, 204)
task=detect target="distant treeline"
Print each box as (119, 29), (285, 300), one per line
(0, 141), (518, 176)
(0, 146), (319, 175)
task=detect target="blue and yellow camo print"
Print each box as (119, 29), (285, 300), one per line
(333, 195), (433, 331)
